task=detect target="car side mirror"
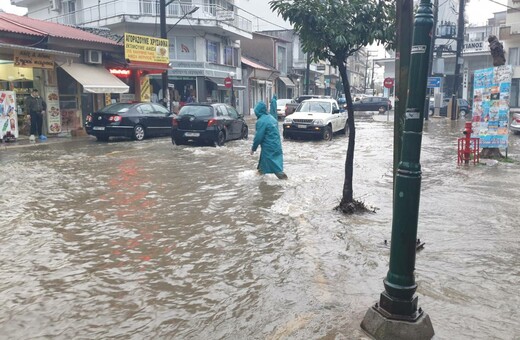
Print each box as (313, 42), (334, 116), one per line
(333, 109), (340, 114)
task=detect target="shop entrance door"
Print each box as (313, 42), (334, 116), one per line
(81, 94), (94, 127)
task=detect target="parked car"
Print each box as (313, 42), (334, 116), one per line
(429, 98), (470, 117)
(171, 103), (248, 146)
(276, 98), (293, 120)
(511, 112), (520, 134)
(85, 102), (172, 142)
(285, 95), (330, 116)
(283, 98), (347, 141)
(351, 96), (392, 114)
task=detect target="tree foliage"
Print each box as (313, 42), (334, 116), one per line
(270, 0), (396, 212)
(270, 0), (395, 66)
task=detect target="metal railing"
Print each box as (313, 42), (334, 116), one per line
(46, 0), (252, 34)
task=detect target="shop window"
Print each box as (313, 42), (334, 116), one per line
(207, 40), (220, 64)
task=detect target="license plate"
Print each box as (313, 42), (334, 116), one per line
(185, 132), (200, 137)
(93, 126), (105, 131)
(297, 124), (307, 129)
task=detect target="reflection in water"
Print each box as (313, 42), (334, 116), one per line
(0, 120), (519, 339)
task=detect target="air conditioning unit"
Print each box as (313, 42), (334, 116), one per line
(85, 50), (102, 64)
(50, 0), (61, 11)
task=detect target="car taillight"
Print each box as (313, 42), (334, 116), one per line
(515, 117), (520, 123)
(207, 118), (217, 127)
(108, 115), (121, 122)
(86, 115), (92, 122)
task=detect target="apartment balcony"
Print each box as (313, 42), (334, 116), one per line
(499, 24), (520, 41)
(44, 0), (252, 40)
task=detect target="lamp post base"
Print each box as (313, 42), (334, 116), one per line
(361, 304), (434, 340)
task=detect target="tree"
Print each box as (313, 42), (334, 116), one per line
(270, 0), (395, 213)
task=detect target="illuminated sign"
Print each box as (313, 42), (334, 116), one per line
(124, 33), (169, 64)
(109, 68), (131, 77)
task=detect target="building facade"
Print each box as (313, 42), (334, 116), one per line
(13, 0), (254, 113)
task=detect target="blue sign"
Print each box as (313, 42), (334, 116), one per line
(427, 77), (441, 88)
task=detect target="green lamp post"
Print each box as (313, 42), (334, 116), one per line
(361, 0), (436, 338)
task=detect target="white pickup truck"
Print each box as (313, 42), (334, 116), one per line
(282, 98), (347, 141)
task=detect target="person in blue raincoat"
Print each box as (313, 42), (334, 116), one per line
(269, 94), (278, 120)
(251, 101), (287, 179)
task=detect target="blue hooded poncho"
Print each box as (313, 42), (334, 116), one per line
(269, 95), (278, 120)
(252, 101), (284, 174)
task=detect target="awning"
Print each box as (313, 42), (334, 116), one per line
(60, 63), (129, 93)
(206, 77), (246, 90)
(278, 76), (295, 87)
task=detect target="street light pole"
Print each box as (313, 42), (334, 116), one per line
(160, 0), (168, 109)
(361, 0), (435, 337)
(229, 72), (236, 108)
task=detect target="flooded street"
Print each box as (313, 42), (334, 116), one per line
(1, 116), (519, 339)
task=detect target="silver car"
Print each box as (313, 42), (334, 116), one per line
(511, 112), (520, 134)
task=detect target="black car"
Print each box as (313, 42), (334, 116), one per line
(85, 102), (172, 142)
(171, 103), (248, 146)
(351, 96), (392, 114)
(429, 98), (470, 117)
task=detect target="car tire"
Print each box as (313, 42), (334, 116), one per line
(133, 125), (145, 141)
(323, 126), (333, 141)
(282, 130), (290, 139)
(215, 130), (226, 146)
(429, 109), (434, 116)
(96, 135), (109, 142)
(459, 109), (467, 117)
(378, 106), (387, 115)
(241, 125), (248, 139)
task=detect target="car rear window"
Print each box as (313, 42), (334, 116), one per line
(99, 103), (132, 113)
(298, 101), (331, 113)
(179, 105), (213, 117)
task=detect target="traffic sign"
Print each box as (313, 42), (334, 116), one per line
(427, 77), (441, 88)
(384, 77), (394, 88)
(224, 77), (233, 88)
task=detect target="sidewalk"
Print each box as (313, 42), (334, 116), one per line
(1, 134), (91, 150)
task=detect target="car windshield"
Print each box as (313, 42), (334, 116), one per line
(179, 105), (213, 117)
(99, 103), (132, 113)
(298, 101), (331, 113)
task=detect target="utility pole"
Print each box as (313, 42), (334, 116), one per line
(423, 0), (438, 121)
(160, 0), (168, 109)
(361, 0), (435, 338)
(451, 0), (465, 120)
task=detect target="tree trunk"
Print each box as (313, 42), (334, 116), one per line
(337, 62), (355, 206)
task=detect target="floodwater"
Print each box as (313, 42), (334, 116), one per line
(0, 116), (519, 339)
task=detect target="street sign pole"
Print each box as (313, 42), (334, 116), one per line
(361, 0), (435, 338)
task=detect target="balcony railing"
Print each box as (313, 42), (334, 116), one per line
(46, 0), (252, 34)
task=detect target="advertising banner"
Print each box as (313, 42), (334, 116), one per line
(45, 86), (61, 134)
(471, 65), (512, 149)
(0, 91), (18, 139)
(124, 33), (169, 64)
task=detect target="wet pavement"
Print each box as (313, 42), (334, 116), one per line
(0, 114), (519, 339)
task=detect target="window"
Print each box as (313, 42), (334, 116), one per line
(62, 0), (76, 25)
(151, 103), (170, 115)
(138, 104), (154, 115)
(226, 106), (239, 118)
(176, 36), (196, 61)
(207, 40), (220, 63)
(277, 45), (287, 74)
(224, 46), (233, 66)
(509, 48), (519, 66)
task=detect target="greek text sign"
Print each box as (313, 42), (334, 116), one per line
(124, 33), (169, 64)
(13, 50), (54, 69)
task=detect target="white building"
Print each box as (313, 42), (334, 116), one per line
(12, 0), (253, 112)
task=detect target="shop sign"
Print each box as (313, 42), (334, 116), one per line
(140, 76), (151, 102)
(44, 87), (61, 134)
(463, 41), (485, 53)
(124, 33), (169, 64)
(109, 68), (131, 77)
(13, 50), (54, 69)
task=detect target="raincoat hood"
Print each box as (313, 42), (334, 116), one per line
(254, 101), (268, 119)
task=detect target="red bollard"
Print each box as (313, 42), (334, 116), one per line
(457, 122), (480, 165)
